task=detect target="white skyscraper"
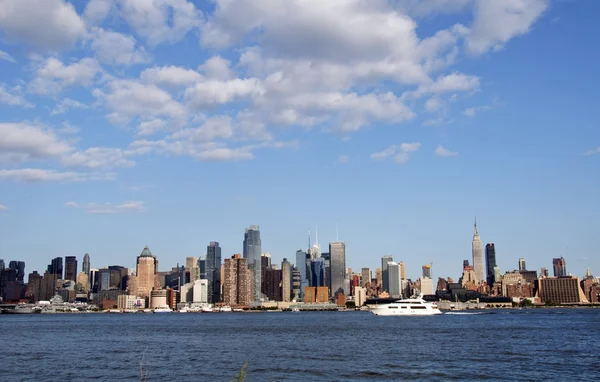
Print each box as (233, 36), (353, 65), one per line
(472, 219), (484, 283)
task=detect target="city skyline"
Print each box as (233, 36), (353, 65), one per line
(0, 1), (599, 280)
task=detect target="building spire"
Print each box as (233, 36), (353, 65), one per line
(308, 230), (311, 252)
(474, 216), (479, 236)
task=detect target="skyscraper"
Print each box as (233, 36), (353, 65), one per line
(206, 241), (222, 303)
(281, 258), (291, 302)
(47, 257), (63, 279)
(422, 264), (431, 279)
(310, 258), (325, 287)
(361, 268), (371, 287)
(295, 249), (309, 298)
(472, 219), (484, 283)
(399, 262), (406, 280)
(0, 260), (4, 271)
(552, 257), (567, 277)
(381, 256), (393, 293)
(243, 225), (262, 302)
(387, 262), (401, 297)
(329, 241), (346, 296)
(485, 243), (497, 285)
(223, 254), (251, 306)
(136, 246), (158, 299)
(64, 256), (77, 281)
(518, 258), (526, 271)
(8, 261), (25, 283)
(82, 253), (90, 276)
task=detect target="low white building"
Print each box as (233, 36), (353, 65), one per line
(354, 286), (367, 307)
(180, 280), (209, 304)
(117, 295), (146, 309)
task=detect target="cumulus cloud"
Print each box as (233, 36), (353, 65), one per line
(62, 147), (135, 169)
(0, 0), (86, 50)
(0, 204), (8, 210)
(29, 57), (102, 95)
(434, 145), (458, 157)
(140, 66), (202, 88)
(51, 98), (89, 115)
(88, 27), (150, 66)
(198, 56), (235, 80)
(0, 123), (72, 163)
(0, 84), (33, 107)
(463, 105), (491, 117)
(0, 168), (114, 182)
(371, 142), (421, 164)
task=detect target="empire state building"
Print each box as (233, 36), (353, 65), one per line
(472, 219), (484, 283)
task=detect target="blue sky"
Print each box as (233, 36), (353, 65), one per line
(0, 0), (598, 281)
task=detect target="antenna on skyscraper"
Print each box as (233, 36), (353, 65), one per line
(308, 230), (311, 251)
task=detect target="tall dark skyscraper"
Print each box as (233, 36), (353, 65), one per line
(0, 259), (4, 271)
(8, 261), (25, 283)
(329, 241), (346, 297)
(47, 257), (63, 279)
(552, 257), (567, 277)
(206, 241), (222, 304)
(64, 256), (77, 281)
(485, 243), (497, 285)
(82, 253), (90, 275)
(381, 255), (393, 293)
(198, 257), (206, 279)
(243, 225), (262, 302)
(310, 258), (325, 287)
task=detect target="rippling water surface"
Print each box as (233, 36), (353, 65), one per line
(1, 309), (598, 381)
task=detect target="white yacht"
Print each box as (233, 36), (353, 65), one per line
(369, 297), (442, 316)
(153, 306), (172, 313)
(219, 306), (232, 312)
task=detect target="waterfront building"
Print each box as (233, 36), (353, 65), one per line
(292, 267), (301, 300)
(180, 279), (209, 304)
(264, 267), (282, 301)
(553, 257), (568, 277)
(518, 258), (526, 271)
(48, 257), (63, 279)
(354, 286), (367, 306)
(243, 225), (262, 302)
(361, 268), (371, 287)
(502, 271), (534, 298)
(281, 258), (291, 302)
(485, 243), (497, 285)
(304, 286), (316, 303)
(206, 241), (222, 304)
(223, 254), (251, 307)
(381, 255), (393, 293)
(472, 219), (484, 283)
(150, 289), (168, 308)
(420, 277), (434, 295)
(136, 246), (158, 300)
(117, 295), (146, 309)
(387, 262), (401, 298)
(538, 276), (588, 304)
(64, 256), (77, 281)
(335, 291), (346, 306)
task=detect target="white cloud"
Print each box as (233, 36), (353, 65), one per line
(424, 97), (444, 113)
(371, 142), (420, 164)
(62, 147), (135, 169)
(337, 155), (350, 164)
(198, 56), (235, 80)
(88, 27), (150, 66)
(417, 72), (480, 95)
(0, 84), (34, 107)
(67, 200), (147, 214)
(0, 123), (72, 163)
(195, 147), (254, 162)
(0, 204), (7, 210)
(94, 79), (187, 125)
(51, 98), (89, 115)
(370, 145), (397, 160)
(83, 0), (115, 26)
(119, 0), (202, 46)
(467, 0), (549, 55)
(0, 0), (86, 50)
(463, 105), (491, 117)
(184, 78), (265, 108)
(135, 119), (167, 137)
(0, 168), (113, 182)
(172, 116), (234, 142)
(140, 66), (202, 88)
(584, 147), (600, 156)
(30, 57), (102, 95)
(58, 122), (80, 135)
(434, 145), (458, 157)
(0, 50), (16, 63)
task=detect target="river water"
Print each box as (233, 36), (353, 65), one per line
(1, 309), (598, 381)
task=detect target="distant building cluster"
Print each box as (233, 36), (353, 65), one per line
(1, 221), (598, 309)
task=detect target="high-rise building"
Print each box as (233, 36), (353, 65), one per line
(47, 257), (63, 279)
(361, 268), (371, 287)
(281, 258), (291, 302)
(381, 255), (393, 293)
(518, 258), (526, 271)
(0, 260), (4, 271)
(320, 252), (331, 291)
(8, 261), (25, 283)
(206, 241), (222, 303)
(263, 267), (282, 301)
(329, 241), (346, 296)
(553, 257), (567, 277)
(64, 256), (77, 281)
(310, 258), (325, 287)
(485, 243), (497, 285)
(387, 262), (401, 297)
(243, 225), (262, 302)
(472, 219), (484, 283)
(292, 267), (301, 300)
(399, 262), (406, 280)
(295, 249), (309, 297)
(463, 259), (470, 268)
(82, 253), (90, 276)
(541, 267), (549, 277)
(375, 268), (382, 287)
(136, 246), (158, 299)
(223, 254), (251, 306)
(422, 264), (431, 279)
(420, 277), (434, 295)
(198, 257), (206, 279)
